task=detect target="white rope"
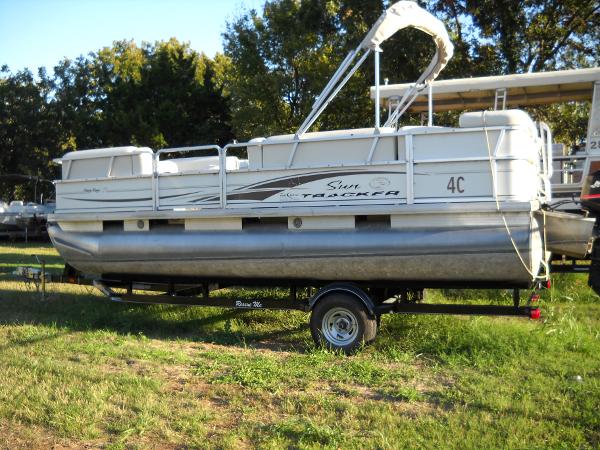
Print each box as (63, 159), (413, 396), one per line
(481, 111), (548, 281)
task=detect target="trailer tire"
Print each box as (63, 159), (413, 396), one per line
(310, 293), (377, 354)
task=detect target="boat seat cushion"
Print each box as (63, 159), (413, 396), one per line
(263, 127), (397, 143)
(459, 109), (536, 130)
(157, 156), (244, 174)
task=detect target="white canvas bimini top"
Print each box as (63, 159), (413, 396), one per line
(296, 1), (454, 135)
(361, 1), (453, 85)
(371, 67), (600, 112)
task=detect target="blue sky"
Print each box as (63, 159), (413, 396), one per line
(0, 0), (265, 72)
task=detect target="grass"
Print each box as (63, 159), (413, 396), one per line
(0, 242), (598, 448)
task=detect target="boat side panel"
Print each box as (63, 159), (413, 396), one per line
(157, 172), (221, 208)
(54, 125), (543, 214)
(414, 160), (539, 201)
(225, 165), (407, 207)
(56, 177), (154, 212)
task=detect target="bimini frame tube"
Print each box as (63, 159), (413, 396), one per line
(296, 45), (370, 137)
(375, 47), (381, 129)
(428, 82), (433, 126)
(312, 48), (358, 110)
(296, 1), (453, 137)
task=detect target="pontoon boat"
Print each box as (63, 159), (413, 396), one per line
(45, 1), (597, 351)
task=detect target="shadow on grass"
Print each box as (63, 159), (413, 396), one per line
(1, 281), (580, 359)
(0, 288), (309, 352)
(0, 252), (64, 273)
(0, 237), (51, 246)
(0, 285), (556, 359)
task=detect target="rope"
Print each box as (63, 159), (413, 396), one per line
(481, 111), (548, 281)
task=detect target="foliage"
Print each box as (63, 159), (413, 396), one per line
(92, 39), (232, 149)
(0, 66), (62, 200)
(223, 0), (599, 140)
(459, 0), (599, 73)
(0, 40), (232, 201)
(222, 0), (390, 139)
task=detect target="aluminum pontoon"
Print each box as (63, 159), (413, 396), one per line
(46, 1), (595, 352)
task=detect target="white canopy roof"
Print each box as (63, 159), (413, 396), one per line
(371, 67), (600, 112)
(360, 1), (454, 84)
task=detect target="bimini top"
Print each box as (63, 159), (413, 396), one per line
(360, 1), (453, 85)
(372, 67), (600, 112)
(296, 1), (454, 136)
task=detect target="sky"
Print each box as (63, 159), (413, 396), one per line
(0, 0), (265, 73)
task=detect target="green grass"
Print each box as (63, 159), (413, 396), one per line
(0, 242), (599, 448)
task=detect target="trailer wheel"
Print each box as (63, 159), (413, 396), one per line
(310, 294), (377, 354)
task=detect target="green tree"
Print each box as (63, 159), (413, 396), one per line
(93, 39), (233, 148)
(223, 0), (598, 144)
(0, 38), (233, 201)
(50, 56), (105, 152)
(1, 0), (597, 204)
(221, 0), (497, 139)
(223, 0), (386, 140)
(431, 0), (600, 76)
(0, 66), (61, 200)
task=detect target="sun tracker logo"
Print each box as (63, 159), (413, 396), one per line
(369, 177), (391, 189)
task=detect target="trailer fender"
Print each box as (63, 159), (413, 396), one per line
(309, 283), (376, 317)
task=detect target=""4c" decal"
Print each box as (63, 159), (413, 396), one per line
(447, 176), (465, 194)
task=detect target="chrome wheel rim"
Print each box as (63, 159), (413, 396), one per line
(321, 307), (359, 347)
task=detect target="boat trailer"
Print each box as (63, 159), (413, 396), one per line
(15, 258), (543, 349)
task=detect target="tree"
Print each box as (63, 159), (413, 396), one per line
(1, 0), (597, 203)
(222, 0), (388, 140)
(435, 0), (600, 74)
(92, 39), (233, 148)
(0, 39), (233, 201)
(0, 66), (61, 200)
(49, 56), (105, 152)
(223, 0), (598, 145)
(221, 0), (504, 139)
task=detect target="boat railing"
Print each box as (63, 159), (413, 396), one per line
(154, 144), (223, 209)
(538, 122), (553, 201)
(146, 124), (548, 212)
(551, 154), (586, 186)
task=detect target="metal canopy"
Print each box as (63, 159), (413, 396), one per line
(371, 67), (600, 112)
